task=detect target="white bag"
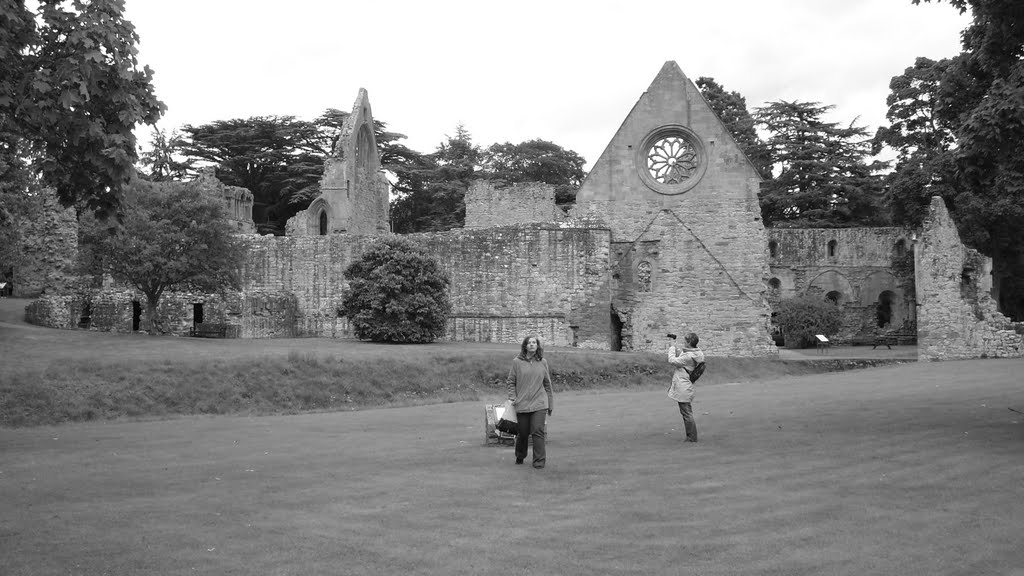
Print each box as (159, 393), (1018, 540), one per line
(496, 399), (518, 435)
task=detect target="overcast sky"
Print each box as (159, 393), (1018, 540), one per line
(124, 0), (970, 170)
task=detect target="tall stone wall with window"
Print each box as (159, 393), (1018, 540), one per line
(916, 197), (1023, 360)
(569, 61), (776, 356)
(767, 227), (916, 344)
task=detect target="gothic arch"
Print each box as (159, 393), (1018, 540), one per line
(307, 198), (332, 235)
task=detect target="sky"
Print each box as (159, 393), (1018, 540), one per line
(123, 0), (971, 170)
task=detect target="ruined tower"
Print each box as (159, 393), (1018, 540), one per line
(286, 89), (390, 236)
(572, 61), (777, 355)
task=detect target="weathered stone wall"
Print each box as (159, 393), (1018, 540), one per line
(239, 226), (612, 346)
(464, 181), (559, 229)
(13, 189), (79, 298)
(194, 170), (255, 234)
(569, 62), (776, 356)
(413, 226), (612, 348)
(767, 227), (916, 343)
(916, 197), (1024, 360)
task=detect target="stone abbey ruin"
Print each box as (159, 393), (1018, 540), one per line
(17, 62), (1024, 360)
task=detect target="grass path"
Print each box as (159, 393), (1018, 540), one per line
(2, 357), (1022, 575)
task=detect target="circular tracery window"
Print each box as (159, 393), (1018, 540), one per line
(637, 125), (707, 195)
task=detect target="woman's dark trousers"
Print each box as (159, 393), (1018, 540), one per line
(515, 410), (547, 467)
(677, 402), (698, 442)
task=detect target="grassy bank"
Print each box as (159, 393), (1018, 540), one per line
(0, 345), (900, 427)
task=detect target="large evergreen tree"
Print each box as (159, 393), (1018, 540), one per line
(755, 101), (887, 227)
(390, 125), (482, 233)
(696, 77), (772, 179)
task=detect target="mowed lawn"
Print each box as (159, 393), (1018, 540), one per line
(2, 350), (1023, 575)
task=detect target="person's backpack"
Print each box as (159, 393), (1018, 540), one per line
(687, 361), (706, 383)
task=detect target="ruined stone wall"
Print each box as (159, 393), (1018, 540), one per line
(239, 227), (612, 346)
(413, 226), (611, 348)
(569, 62), (776, 356)
(464, 181), (559, 229)
(13, 189), (79, 298)
(767, 228), (916, 342)
(916, 197), (1023, 360)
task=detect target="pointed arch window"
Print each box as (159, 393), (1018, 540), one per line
(319, 211), (328, 235)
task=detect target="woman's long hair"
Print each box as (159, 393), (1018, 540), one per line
(518, 334), (544, 361)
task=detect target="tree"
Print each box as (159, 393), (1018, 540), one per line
(79, 179), (245, 334)
(340, 237), (452, 343)
(177, 110), (419, 235)
(776, 295), (844, 349)
(696, 77), (772, 179)
(0, 0), (165, 219)
(874, 57), (960, 228)
(137, 126), (192, 182)
(481, 139), (587, 205)
(390, 124), (482, 233)
(909, 0), (1024, 257)
(755, 101), (888, 227)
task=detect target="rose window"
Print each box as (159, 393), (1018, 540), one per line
(637, 126), (706, 195)
(647, 136), (699, 184)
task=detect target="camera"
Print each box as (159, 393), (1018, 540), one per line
(667, 333), (677, 340)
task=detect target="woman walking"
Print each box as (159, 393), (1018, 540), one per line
(506, 335), (554, 469)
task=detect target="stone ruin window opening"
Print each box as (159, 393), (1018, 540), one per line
(132, 300), (141, 331)
(319, 210), (328, 235)
(825, 291), (841, 306)
(769, 240), (778, 259)
(768, 278), (781, 293)
(894, 239), (906, 258)
(193, 303), (204, 327)
(637, 261), (653, 293)
(827, 240), (838, 258)
(876, 291), (895, 328)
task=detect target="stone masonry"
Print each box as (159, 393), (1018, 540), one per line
(915, 196), (1023, 360)
(768, 227), (916, 343)
(464, 180), (561, 229)
(570, 61), (777, 355)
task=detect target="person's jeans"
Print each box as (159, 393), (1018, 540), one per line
(677, 402), (698, 442)
(515, 410), (547, 467)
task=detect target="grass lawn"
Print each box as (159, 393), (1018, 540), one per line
(2, 343), (1023, 574)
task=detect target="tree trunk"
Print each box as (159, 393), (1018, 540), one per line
(145, 295), (164, 335)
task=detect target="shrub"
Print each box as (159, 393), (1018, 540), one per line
(341, 236), (452, 343)
(776, 295), (843, 348)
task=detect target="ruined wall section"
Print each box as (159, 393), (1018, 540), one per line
(916, 197), (1023, 360)
(413, 226), (611, 348)
(287, 89), (390, 236)
(464, 181), (560, 229)
(239, 226), (611, 346)
(768, 227), (916, 342)
(569, 61), (775, 356)
(194, 170), (255, 234)
(12, 189), (79, 298)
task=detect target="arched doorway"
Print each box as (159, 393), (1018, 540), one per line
(876, 291), (895, 328)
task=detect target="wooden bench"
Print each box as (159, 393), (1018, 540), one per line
(872, 333), (898, 349)
(189, 323), (229, 338)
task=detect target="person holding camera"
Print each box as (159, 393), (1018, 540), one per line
(667, 332), (705, 443)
